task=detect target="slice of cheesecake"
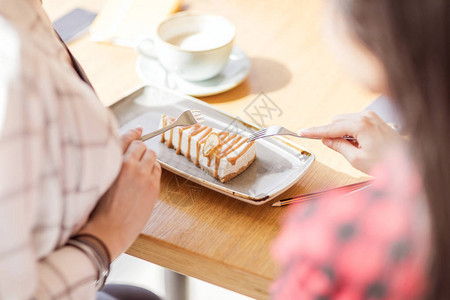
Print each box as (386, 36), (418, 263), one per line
(159, 114), (256, 183)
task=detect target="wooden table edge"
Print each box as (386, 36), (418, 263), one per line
(127, 234), (273, 300)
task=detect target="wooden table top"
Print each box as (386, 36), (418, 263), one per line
(45, 0), (375, 298)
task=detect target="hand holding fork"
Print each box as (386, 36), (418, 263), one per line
(248, 111), (402, 174)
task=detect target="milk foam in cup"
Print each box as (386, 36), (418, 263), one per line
(138, 13), (235, 82)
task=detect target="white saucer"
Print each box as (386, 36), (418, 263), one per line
(136, 46), (250, 97)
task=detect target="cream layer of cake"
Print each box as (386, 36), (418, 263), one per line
(159, 115), (256, 183)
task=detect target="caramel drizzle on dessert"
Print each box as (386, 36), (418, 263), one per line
(188, 124), (206, 159)
(205, 132), (255, 179)
(161, 115), (255, 181)
(161, 115), (177, 148)
(206, 132), (237, 167)
(167, 128), (174, 148)
(214, 136), (254, 179)
(177, 125), (193, 155)
(160, 115), (168, 143)
(227, 140), (254, 166)
(195, 127), (213, 165)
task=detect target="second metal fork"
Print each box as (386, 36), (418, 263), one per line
(247, 126), (356, 142)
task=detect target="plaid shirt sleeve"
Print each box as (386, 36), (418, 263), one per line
(271, 149), (431, 300)
(0, 2), (122, 299)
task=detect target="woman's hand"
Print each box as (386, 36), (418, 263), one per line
(299, 111), (402, 174)
(79, 127), (161, 259)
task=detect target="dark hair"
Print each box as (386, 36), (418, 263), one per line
(337, 0), (450, 298)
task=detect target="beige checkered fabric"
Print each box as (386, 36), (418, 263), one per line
(0, 0), (123, 299)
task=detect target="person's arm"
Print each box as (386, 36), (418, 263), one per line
(298, 111), (402, 174)
(0, 18), (161, 298)
(78, 128), (161, 260)
(0, 128), (160, 299)
(36, 129), (160, 299)
(36, 248), (99, 298)
(0, 23), (99, 296)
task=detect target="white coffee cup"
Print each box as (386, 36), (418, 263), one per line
(137, 13), (236, 82)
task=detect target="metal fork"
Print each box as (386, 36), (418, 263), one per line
(140, 110), (205, 142)
(247, 126), (356, 142)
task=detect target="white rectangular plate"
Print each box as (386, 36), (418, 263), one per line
(111, 86), (315, 205)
